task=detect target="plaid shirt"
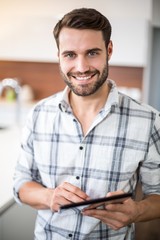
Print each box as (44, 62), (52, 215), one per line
(13, 80), (160, 240)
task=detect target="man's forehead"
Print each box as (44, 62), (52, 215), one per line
(59, 28), (105, 51)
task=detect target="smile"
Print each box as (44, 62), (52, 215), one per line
(72, 72), (97, 81)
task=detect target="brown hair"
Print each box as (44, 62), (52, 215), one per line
(53, 8), (112, 50)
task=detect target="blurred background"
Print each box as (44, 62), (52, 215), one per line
(0, 0), (160, 106)
(0, 0), (160, 239)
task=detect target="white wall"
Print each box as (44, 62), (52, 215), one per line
(0, 0), (152, 66)
(152, 0), (160, 27)
(142, 0), (160, 108)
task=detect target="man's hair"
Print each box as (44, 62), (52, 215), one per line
(53, 8), (112, 50)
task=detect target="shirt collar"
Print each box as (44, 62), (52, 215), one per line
(103, 79), (119, 111)
(58, 87), (71, 112)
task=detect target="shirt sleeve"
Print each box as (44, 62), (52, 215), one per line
(140, 111), (160, 195)
(13, 108), (42, 204)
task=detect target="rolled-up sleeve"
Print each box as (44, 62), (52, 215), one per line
(13, 108), (42, 204)
(140, 112), (160, 195)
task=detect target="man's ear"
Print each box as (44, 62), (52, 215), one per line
(107, 40), (113, 60)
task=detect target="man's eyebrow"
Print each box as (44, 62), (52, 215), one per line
(86, 48), (102, 53)
(61, 48), (102, 56)
(61, 50), (75, 56)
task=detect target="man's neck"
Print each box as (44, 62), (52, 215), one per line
(69, 83), (110, 135)
(69, 83), (110, 114)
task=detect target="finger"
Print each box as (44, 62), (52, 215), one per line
(106, 190), (124, 197)
(105, 197), (133, 212)
(105, 203), (125, 212)
(50, 191), (73, 211)
(62, 182), (89, 200)
(82, 209), (125, 230)
(83, 207), (123, 220)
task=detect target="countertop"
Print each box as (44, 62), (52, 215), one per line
(0, 101), (34, 214)
(0, 126), (20, 213)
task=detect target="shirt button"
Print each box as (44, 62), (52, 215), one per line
(79, 146), (83, 150)
(76, 176), (80, 180)
(68, 233), (73, 238)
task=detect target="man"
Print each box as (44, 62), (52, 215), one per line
(13, 8), (160, 240)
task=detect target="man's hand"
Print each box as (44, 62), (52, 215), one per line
(50, 182), (90, 212)
(82, 191), (139, 230)
(18, 181), (89, 211)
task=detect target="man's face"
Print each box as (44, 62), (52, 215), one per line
(58, 28), (112, 96)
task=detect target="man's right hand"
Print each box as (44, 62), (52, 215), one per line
(49, 182), (90, 211)
(19, 181), (89, 212)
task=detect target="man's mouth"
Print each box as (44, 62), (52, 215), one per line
(74, 75), (92, 81)
(71, 72), (97, 81)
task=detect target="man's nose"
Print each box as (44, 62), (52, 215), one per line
(75, 56), (90, 73)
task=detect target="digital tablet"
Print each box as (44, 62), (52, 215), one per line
(60, 192), (132, 210)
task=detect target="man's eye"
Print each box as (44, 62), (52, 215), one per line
(88, 51), (98, 57)
(65, 53), (75, 58)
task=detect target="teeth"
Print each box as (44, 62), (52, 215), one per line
(75, 76), (91, 81)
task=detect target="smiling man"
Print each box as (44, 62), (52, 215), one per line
(58, 28), (111, 97)
(13, 8), (160, 240)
